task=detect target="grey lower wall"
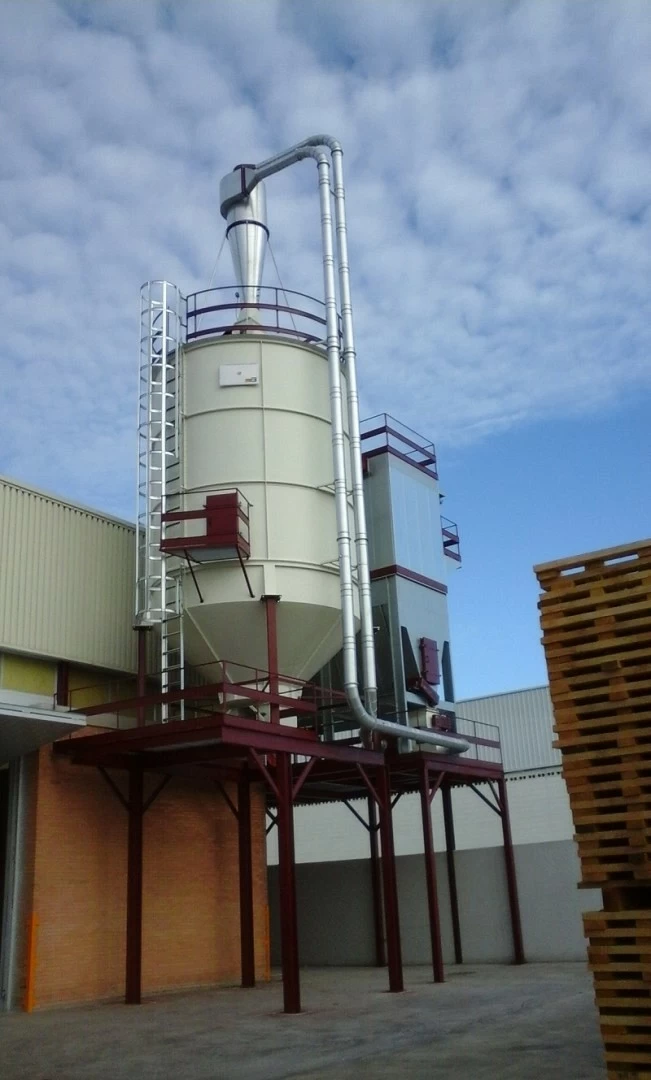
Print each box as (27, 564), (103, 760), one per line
(268, 840), (601, 967)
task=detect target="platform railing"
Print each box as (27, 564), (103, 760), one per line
(360, 413), (438, 478)
(184, 285), (342, 346)
(63, 658), (350, 734)
(60, 668), (501, 766)
(453, 715), (502, 765)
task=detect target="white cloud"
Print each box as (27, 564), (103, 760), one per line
(0, 0), (650, 516)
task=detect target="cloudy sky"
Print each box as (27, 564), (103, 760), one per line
(1, 1), (650, 696)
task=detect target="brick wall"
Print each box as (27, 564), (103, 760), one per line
(25, 744), (269, 1008)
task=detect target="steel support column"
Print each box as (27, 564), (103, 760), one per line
(276, 751), (300, 1012)
(125, 763), (144, 1004)
(442, 782), (463, 965)
(419, 762), (444, 983)
(377, 766), (403, 992)
(367, 795), (385, 967)
(55, 660), (70, 708)
(263, 595), (281, 724)
(238, 767), (255, 988)
(498, 777), (525, 965)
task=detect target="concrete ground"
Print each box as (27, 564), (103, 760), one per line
(1, 964), (605, 1079)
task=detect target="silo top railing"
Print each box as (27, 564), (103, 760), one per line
(185, 285), (341, 347)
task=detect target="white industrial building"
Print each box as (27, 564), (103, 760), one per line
(268, 685), (599, 966)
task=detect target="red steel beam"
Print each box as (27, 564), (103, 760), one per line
(498, 777), (525, 965)
(264, 595), (281, 725)
(419, 761), (444, 983)
(55, 711), (318, 759)
(377, 765), (403, 993)
(125, 764), (144, 1005)
(398, 752), (504, 781)
(222, 725), (382, 763)
(238, 767), (255, 988)
(442, 782), (463, 965)
(276, 751), (301, 1013)
(368, 796), (385, 968)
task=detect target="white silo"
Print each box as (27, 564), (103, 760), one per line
(137, 178), (358, 691)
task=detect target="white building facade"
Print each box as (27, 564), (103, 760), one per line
(268, 686), (599, 966)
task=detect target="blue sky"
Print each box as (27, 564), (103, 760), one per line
(445, 392), (650, 697)
(0, 0), (649, 697)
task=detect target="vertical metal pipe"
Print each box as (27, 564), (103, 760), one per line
(330, 147), (376, 716)
(367, 796), (385, 967)
(238, 767), (255, 988)
(314, 152), (358, 701)
(419, 762), (444, 983)
(264, 596), (280, 723)
(276, 752), (300, 1012)
(125, 764), (144, 1004)
(498, 778), (525, 965)
(136, 627), (148, 728)
(442, 783), (463, 965)
(377, 766), (403, 992)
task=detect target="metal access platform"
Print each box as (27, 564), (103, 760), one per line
(54, 639), (524, 1015)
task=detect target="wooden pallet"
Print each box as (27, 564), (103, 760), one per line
(555, 726), (651, 753)
(561, 752), (651, 786)
(584, 911), (651, 1075)
(540, 581), (651, 616)
(583, 885), (651, 912)
(576, 825), (651, 863)
(535, 540), (651, 591)
(536, 542), (651, 895)
(541, 622), (651, 662)
(537, 544), (651, 691)
(557, 741), (651, 770)
(549, 672), (651, 715)
(554, 697), (651, 724)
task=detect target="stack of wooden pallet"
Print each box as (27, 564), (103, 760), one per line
(535, 539), (651, 1080)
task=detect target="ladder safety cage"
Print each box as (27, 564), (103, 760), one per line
(136, 281), (187, 723)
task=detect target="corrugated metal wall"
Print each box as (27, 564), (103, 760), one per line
(0, 478), (137, 673)
(456, 685), (560, 772)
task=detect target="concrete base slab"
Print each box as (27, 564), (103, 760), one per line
(0, 964), (605, 1080)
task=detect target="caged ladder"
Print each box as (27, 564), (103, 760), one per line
(136, 281), (186, 723)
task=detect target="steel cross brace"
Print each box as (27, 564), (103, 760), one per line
(423, 767), (445, 806)
(97, 766), (171, 814)
(249, 748), (279, 800)
(342, 799), (380, 832)
(469, 782), (502, 816)
(355, 763), (384, 810)
(214, 777), (239, 819)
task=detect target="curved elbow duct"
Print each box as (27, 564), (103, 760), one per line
(220, 138), (469, 756)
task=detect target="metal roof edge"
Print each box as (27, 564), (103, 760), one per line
(456, 684), (550, 706)
(0, 474), (135, 531)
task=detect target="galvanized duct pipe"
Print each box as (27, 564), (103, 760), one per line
(220, 139), (468, 755)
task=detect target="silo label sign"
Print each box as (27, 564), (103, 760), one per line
(219, 363), (260, 387)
